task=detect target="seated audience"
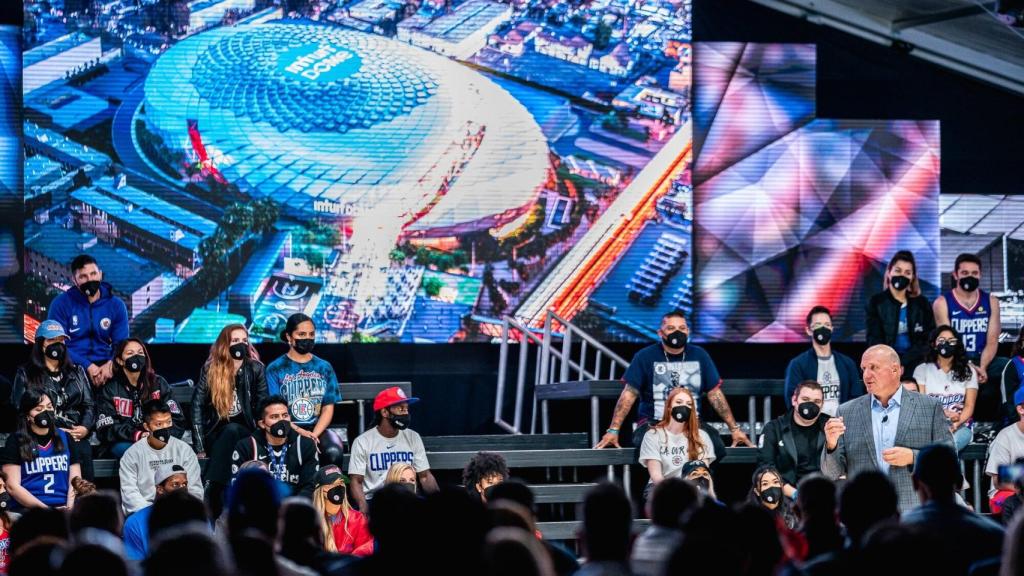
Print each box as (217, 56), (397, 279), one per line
(96, 338), (184, 458)
(638, 386), (715, 500)
(191, 324), (268, 519)
(801, 471), (900, 576)
(484, 527), (555, 576)
(331, 483), (425, 575)
(1001, 514), (1024, 576)
(913, 325), (978, 451)
(46, 254), (128, 388)
(266, 313), (345, 467)
(58, 532), (131, 576)
(903, 444), (1004, 574)
(119, 400), (203, 515)
(69, 491), (122, 538)
(278, 497), (357, 575)
(486, 480), (578, 576)
(147, 488), (208, 546)
(902, 377), (921, 393)
(8, 537), (66, 576)
(794, 475), (841, 561)
(933, 254), (1004, 411)
(680, 459), (717, 501)
(987, 387), (1024, 512)
(123, 463), (193, 561)
(462, 451), (509, 504)
(311, 465), (372, 556)
(576, 483), (632, 576)
(348, 387), (437, 512)
(784, 306), (864, 415)
(146, 524), (233, 576)
(0, 390), (81, 510)
(748, 465), (797, 529)
(865, 250), (936, 370)
(0, 472), (10, 573)
(596, 310), (752, 454)
(384, 462), (418, 494)
(11, 320), (95, 480)
(631, 477), (698, 576)
(759, 380), (829, 497)
(997, 458), (1024, 525)
(231, 395), (318, 498)
(1002, 327), (1024, 415)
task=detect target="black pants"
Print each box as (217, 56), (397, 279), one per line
(203, 422), (253, 519)
(72, 437), (94, 481)
(317, 428), (345, 467)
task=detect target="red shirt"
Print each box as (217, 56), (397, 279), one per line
(330, 510), (374, 556)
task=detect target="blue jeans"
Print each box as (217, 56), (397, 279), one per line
(953, 425), (973, 453)
(109, 441), (133, 458)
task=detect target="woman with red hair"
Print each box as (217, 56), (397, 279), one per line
(638, 386), (716, 500)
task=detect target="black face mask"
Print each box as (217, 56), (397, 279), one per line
(388, 413), (410, 430)
(292, 338), (315, 355)
(797, 402), (821, 420)
(890, 275), (910, 291)
(44, 342), (67, 363)
(327, 485), (346, 505)
(33, 410), (55, 429)
(694, 476), (710, 491)
(79, 280), (101, 298)
(958, 276), (980, 292)
(662, 330), (687, 350)
(812, 327), (832, 346)
(760, 486), (783, 506)
(151, 427), (172, 444)
(269, 420), (291, 439)
(937, 343), (956, 358)
(0, 491), (10, 509)
(125, 354), (147, 373)
(229, 342), (249, 360)
(671, 405), (691, 423)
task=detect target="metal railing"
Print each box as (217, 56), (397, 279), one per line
(495, 311), (629, 438)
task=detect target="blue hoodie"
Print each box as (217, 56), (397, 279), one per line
(47, 282), (129, 367)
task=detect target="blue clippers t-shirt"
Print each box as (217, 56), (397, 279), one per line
(266, 354), (340, 427)
(943, 290), (992, 360)
(0, 429), (77, 508)
(624, 342), (722, 423)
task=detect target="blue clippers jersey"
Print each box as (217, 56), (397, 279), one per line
(21, 429), (72, 507)
(943, 291), (992, 359)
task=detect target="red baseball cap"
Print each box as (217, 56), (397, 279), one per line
(373, 386), (419, 412)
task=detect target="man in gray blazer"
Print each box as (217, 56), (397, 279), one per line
(822, 344), (954, 512)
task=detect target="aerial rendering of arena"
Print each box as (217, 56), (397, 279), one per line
(142, 21), (551, 237)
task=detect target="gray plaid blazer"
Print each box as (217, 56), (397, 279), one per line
(821, 390), (954, 512)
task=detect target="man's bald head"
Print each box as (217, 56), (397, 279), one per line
(861, 345), (902, 399)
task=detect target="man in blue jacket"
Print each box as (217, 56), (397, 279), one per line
(48, 254), (129, 387)
(784, 306), (864, 415)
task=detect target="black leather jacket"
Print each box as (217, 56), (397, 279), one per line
(191, 359), (268, 453)
(865, 289), (936, 366)
(12, 363), (95, 431)
(95, 370), (186, 444)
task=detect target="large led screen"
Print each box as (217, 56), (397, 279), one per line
(20, 0), (695, 343)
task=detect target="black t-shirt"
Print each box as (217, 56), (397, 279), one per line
(791, 420), (820, 478)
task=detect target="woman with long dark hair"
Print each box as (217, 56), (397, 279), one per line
(1002, 327), (1024, 413)
(913, 325), (978, 452)
(638, 386), (716, 501)
(266, 313), (343, 466)
(192, 323), (268, 518)
(865, 250), (936, 370)
(0, 389), (81, 510)
(95, 337), (185, 457)
(748, 465), (797, 529)
(11, 320), (95, 479)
